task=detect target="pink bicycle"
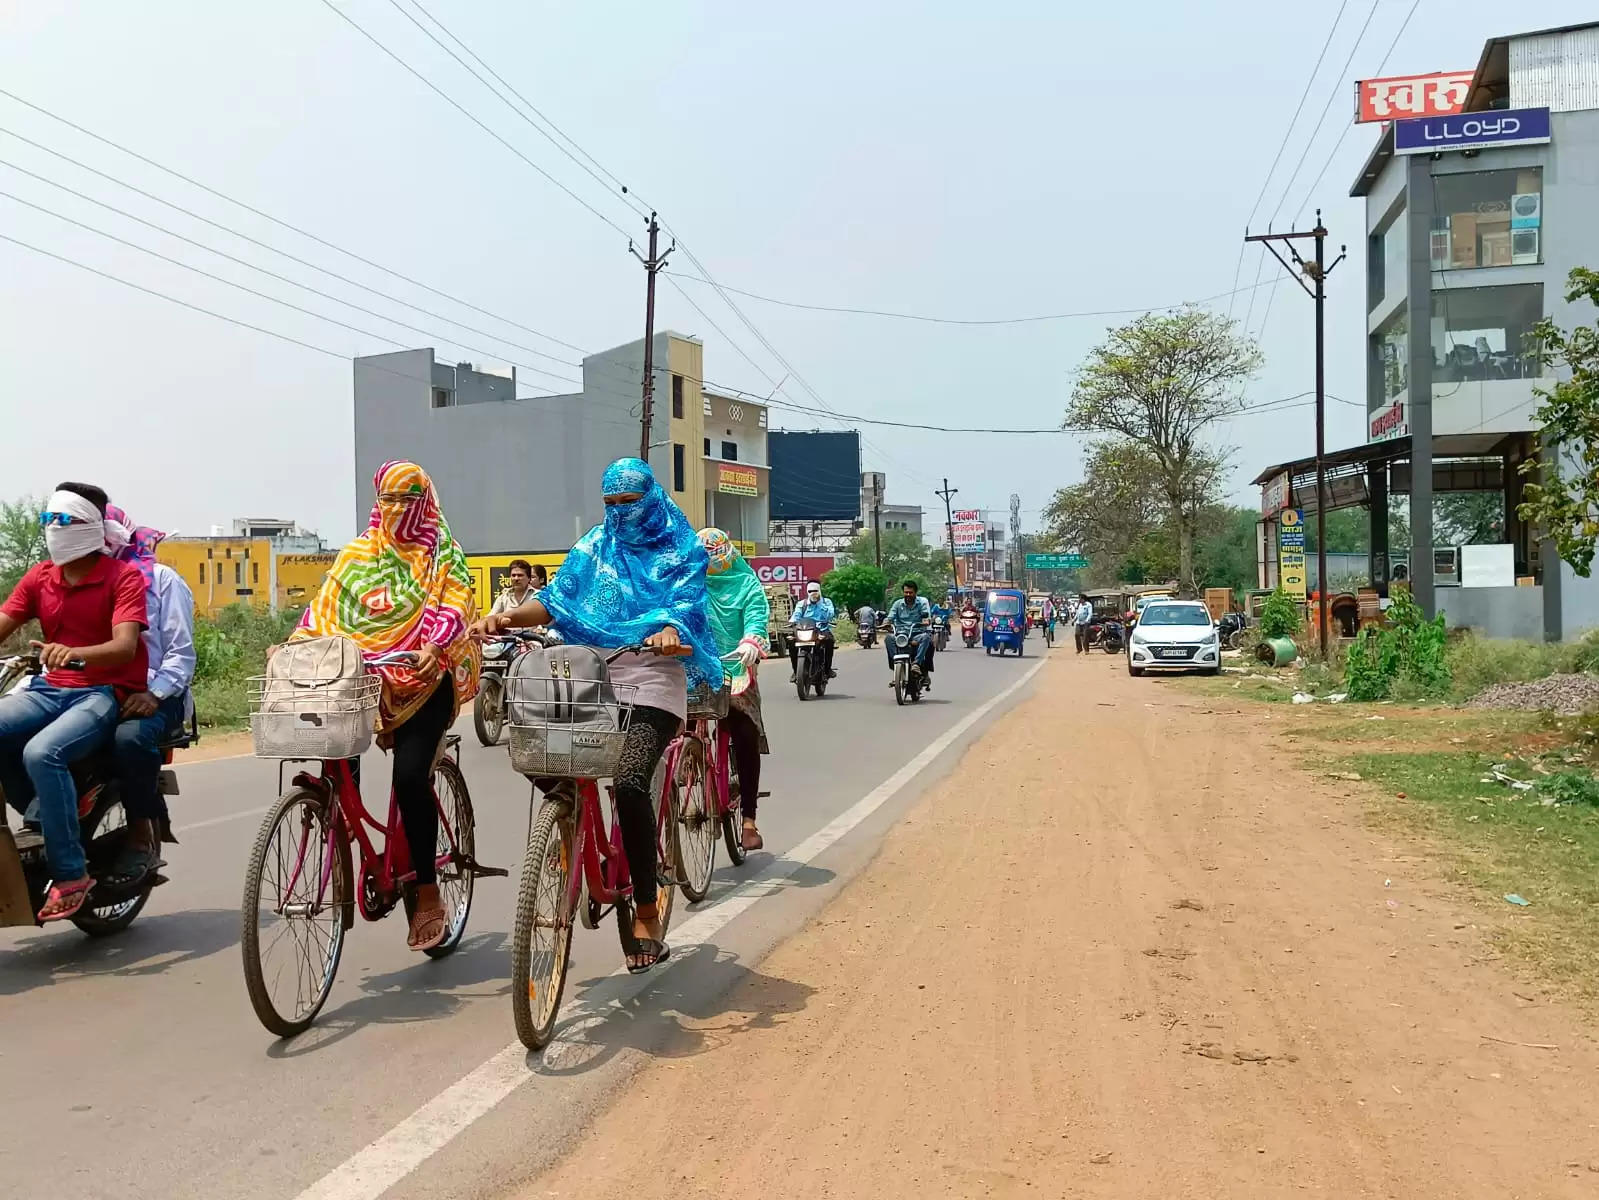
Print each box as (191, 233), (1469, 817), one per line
(662, 666), (759, 902)
(239, 651), (503, 1037)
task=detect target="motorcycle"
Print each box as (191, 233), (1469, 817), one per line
(960, 609), (980, 648)
(790, 617), (830, 701)
(1217, 611), (1247, 650)
(889, 630), (927, 706)
(934, 612), (951, 653)
(855, 607), (877, 649)
(0, 652), (194, 935)
(474, 628), (548, 745)
(1098, 618), (1126, 654)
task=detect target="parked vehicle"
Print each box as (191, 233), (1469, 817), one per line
(0, 652), (193, 937)
(1127, 600), (1221, 677)
(982, 588), (1027, 657)
(1097, 617), (1126, 654)
(790, 616), (830, 700)
(765, 584), (795, 660)
(1217, 611), (1248, 650)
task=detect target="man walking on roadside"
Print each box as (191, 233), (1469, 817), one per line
(1073, 594), (1093, 654)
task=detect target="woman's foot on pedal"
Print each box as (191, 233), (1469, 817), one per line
(407, 883), (448, 951)
(741, 819), (763, 852)
(626, 905), (669, 973)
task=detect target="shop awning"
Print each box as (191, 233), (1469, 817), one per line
(1252, 432), (1526, 514)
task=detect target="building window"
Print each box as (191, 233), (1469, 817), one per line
(721, 441), (738, 461)
(253, 561), (260, 584)
(1432, 168), (1542, 270)
(235, 562), (244, 585)
(1431, 283), (1543, 382)
(432, 387), (452, 409)
(1376, 308), (1408, 403)
(671, 374), (684, 419)
(198, 562), (205, 585)
(704, 437), (711, 457)
(672, 442), (686, 492)
(1369, 208), (1406, 311)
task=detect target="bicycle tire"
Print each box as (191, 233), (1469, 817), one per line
(241, 787), (348, 1038)
(510, 801), (574, 1051)
(72, 790), (152, 937)
(473, 676), (504, 746)
(402, 758), (475, 959)
(671, 745), (717, 903)
(721, 754), (748, 867)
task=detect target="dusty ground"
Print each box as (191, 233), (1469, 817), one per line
(510, 649), (1599, 1198)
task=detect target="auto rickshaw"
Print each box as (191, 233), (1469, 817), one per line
(982, 587), (1027, 656)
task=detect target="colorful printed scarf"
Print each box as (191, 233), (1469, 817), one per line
(297, 460), (480, 727)
(104, 504), (166, 589)
(540, 458), (723, 691)
(698, 528), (768, 694)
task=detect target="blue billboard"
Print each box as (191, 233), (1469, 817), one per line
(769, 430), (861, 521)
(1394, 107), (1551, 156)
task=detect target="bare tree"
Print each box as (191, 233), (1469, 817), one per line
(1066, 307), (1261, 595)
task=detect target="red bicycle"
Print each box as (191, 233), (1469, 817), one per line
(507, 644), (685, 1051)
(240, 651), (503, 1037)
(662, 666), (757, 903)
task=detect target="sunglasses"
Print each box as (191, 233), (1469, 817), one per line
(39, 511), (90, 527)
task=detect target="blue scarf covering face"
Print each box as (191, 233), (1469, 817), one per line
(538, 458), (724, 690)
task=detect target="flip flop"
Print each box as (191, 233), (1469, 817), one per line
(407, 905), (448, 952)
(626, 937), (671, 975)
(742, 823), (764, 852)
(38, 878), (94, 923)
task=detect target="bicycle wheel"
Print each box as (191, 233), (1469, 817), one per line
(671, 739), (717, 903)
(473, 676), (504, 746)
(721, 754), (748, 867)
(510, 800), (574, 1051)
(241, 787), (348, 1038)
(403, 758), (474, 959)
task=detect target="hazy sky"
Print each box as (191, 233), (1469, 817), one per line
(2, 1), (1590, 545)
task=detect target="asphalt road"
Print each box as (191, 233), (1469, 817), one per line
(2, 637), (1042, 1200)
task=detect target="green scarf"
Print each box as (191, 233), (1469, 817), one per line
(704, 555), (769, 688)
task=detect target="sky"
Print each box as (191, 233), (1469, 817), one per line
(2, 0), (1593, 546)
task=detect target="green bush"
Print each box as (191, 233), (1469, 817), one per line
(1344, 628), (1394, 701)
(190, 604), (304, 730)
(1340, 586), (1450, 702)
(820, 563), (888, 619)
(1447, 634), (1563, 700)
(1257, 588), (1302, 639)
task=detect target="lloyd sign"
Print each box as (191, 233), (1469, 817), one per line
(1394, 106), (1551, 155)
(1370, 399), (1408, 442)
(1355, 72), (1473, 123)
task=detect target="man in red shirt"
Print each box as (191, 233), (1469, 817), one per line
(0, 482), (148, 922)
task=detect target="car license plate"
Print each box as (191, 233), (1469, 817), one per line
(1157, 648), (1188, 659)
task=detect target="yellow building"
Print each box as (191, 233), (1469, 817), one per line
(157, 519), (335, 617)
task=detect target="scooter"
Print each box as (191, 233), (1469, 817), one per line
(791, 617), (831, 700)
(0, 652), (194, 935)
(959, 609), (980, 648)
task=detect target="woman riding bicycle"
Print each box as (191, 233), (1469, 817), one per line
(696, 528), (770, 851)
(475, 458), (722, 972)
(292, 460), (480, 952)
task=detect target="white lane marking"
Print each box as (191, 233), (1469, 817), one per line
(174, 807), (268, 834)
(290, 659), (1046, 1200)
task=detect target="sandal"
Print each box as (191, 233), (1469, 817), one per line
(624, 913), (671, 974)
(38, 877), (94, 923)
(741, 821), (764, 852)
(407, 903), (448, 952)
(103, 840), (161, 890)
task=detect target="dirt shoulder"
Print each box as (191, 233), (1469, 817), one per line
(510, 648), (1599, 1197)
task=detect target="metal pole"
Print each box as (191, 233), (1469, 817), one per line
(872, 489), (882, 569)
(1313, 213), (1329, 661)
(936, 478), (959, 589)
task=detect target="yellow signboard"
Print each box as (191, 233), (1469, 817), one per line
(465, 552), (566, 614)
(1278, 507), (1307, 598)
(734, 539), (757, 557)
(718, 464), (759, 496)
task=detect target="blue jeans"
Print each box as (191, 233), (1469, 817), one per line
(884, 631), (933, 672)
(114, 694), (187, 824)
(0, 682), (118, 879)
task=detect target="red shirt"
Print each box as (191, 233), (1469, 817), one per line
(2, 556), (150, 694)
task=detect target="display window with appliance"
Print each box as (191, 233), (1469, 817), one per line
(1428, 168), (1542, 271)
(1429, 282), (1543, 383)
(1375, 307), (1408, 403)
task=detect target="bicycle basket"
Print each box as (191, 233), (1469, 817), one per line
(248, 668), (381, 759)
(505, 645), (636, 778)
(686, 680), (730, 720)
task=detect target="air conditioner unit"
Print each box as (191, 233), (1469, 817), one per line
(1511, 227), (1540, 265)
(1434, 546), (1461, 587)
(1510, 193), (1541, 228)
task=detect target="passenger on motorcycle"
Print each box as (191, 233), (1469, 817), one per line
(884, 580), (935, 681)
(103, 503), (195, 888)
(490, 559), (542, 616)
(473, 457), (723, 973)
(0, 483), (148, 922)
(789, 581), (836, 680)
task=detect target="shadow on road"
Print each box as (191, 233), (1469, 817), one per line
(264, 930), (511, 1058)
(0, 906), (239, 996)
(533, 941), (815, 1078)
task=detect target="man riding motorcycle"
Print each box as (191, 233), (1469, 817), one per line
(490, 559), (543, 616)
(789, 581), (836, 681)
(883, 579), (934, 686)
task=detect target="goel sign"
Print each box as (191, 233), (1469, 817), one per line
(1025, 553), (1088, 570)
(1394, 107), (1551, 156)
(1278, 507), (1307, 598)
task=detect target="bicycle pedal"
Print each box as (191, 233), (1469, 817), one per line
(757, 790), (771, 798)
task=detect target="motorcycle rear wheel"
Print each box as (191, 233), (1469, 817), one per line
(473, 675), (505, 746)
(73, 793), (153, 937)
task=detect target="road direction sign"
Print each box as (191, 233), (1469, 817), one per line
(1025, 553), (1088, 570)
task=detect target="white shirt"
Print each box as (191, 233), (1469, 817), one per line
(146, 563), (197, 711)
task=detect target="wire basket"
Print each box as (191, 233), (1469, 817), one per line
(506, 674), (637, 779)
(248, 674), (382, 760)
(687, 681), (731, 720)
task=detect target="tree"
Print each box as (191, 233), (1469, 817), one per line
(1520, 267), (1599, 575)
(1043, 439), (1167, 584)
(1067, 306), (1261, 595)
(837, 528), (950, 592)
(1435, 492), (1505, 545)
(1305, 508), (1370, 554)
(1193, 506), (1258, 593)
(0, 495), (45, 596)
(820, 563), (888, 618)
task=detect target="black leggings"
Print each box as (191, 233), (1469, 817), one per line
(387, 679), (456, 888)
(612, 704), (681, 912)
(723, 706), (762, 819)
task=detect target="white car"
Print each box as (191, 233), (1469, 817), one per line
(1127, 600), (1221, 677)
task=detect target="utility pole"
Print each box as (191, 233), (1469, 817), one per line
(629, 212), (674, 462)
(1244, 212), (1346, 661)
(935, 479), (960, 591)
(869, 473), (884, 569)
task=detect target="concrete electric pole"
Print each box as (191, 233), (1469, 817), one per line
(630, 212), (674, 462)
(935, 479), (960, 591)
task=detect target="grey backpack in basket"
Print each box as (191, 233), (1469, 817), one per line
(506, 644), (630, 778)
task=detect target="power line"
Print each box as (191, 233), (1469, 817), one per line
(314, 0), (632, 238)
(0, 87), (589, 355)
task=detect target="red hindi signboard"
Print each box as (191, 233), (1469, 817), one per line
(1355, 72), (1474, 124)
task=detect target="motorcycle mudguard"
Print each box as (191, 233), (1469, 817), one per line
(0, 827), (36, 927)
(158, 769), (180, 796)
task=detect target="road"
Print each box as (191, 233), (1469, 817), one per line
(1, 636), (1041, 1200)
